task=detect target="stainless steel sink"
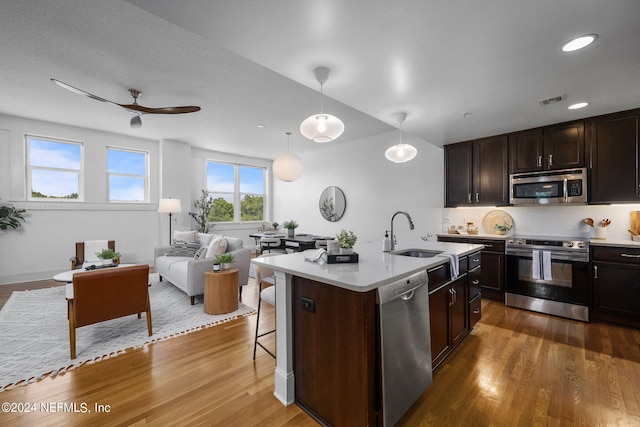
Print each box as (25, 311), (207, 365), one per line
(391, 249), (443, 258)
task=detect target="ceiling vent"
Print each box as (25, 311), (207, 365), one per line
(538, 94), (568, 106)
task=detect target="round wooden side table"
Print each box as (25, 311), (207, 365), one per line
(204, 268), (239, 314)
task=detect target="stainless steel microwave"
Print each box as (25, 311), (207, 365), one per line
(509, 167), (587, 205)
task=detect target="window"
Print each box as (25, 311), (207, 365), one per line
(27, 136), (82, 200)
(206, 161), (265, 223)
(107, 147), (148, 202)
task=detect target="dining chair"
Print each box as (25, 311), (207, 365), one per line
(252, 253), (282, 359)
(259, 237), (287, 254)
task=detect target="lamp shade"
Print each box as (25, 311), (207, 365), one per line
(273, 153), (304, 182)
(158, 198), (182, 213)
(300, 113), (345, 143)
(385, 144), (418, 163)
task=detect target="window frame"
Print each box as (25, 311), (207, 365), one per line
(206, 160), (266, 224)
(106, 146), (150, 203)
(26, 135), (84, 202)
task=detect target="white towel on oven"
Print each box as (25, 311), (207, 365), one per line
(532, 250), (542, 279)
(542, 250), (553, 280)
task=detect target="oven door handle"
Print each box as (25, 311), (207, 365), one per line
(506, 248), (589, 263)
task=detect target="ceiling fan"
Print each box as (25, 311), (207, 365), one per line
(51, 78), (201, 128)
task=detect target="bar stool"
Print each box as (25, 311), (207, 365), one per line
(252, 253), (281, 359)
(259, 237), (287, 254)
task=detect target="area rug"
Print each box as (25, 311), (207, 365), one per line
(0, 276), (255, 391)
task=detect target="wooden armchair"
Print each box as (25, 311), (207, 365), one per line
(67, 264), (151, 359)
(71, 240), (117, 269)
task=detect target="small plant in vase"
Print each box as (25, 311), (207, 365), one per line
(336, 229), (357, 254)
(494, 223), (513, 235)
(283, 220), (299, 237)
(214, 253), (235, 270)
(95, 248), (121, 265)
(272, 222), (280, 232)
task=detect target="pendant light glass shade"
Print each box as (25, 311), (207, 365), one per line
(300, 66), (344, 143)
(385, 112), (417, 163)
(300, 113), (344, 143)
(273, 132), (304, 182)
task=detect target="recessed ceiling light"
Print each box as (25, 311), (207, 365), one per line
(257, 124), (265, 128)
(562, 34), (597, 52)
(568, 102), (589, 110)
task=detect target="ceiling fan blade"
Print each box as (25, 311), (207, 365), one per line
(51, 78), (119, 106)
(119, 104), (201, 115)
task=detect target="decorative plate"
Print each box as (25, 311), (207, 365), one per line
(482, 210), (514, 235)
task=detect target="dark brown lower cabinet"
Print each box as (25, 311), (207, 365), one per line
(293, 276), (378, 427)
(429, 269), (469, 370)
(591, 246), (640, 328)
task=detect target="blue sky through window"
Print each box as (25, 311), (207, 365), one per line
(107, 148), (147, 202)
(28, 137), (80, 197)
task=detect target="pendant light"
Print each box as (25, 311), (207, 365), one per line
(300, 66), (345, 143)
(273, 132), (304, 182)
(385, 112), (417, 163)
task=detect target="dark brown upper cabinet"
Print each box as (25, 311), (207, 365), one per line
(588, 109), (640, 204)
(445, 135), (508, 207)
(509, 121), (585, 173)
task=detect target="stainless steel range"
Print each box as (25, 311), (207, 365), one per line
(505, 235), (590, 321)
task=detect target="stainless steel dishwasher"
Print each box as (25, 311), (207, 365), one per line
(377, 270), (432, 426)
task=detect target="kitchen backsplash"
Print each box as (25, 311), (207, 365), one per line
(442, 204), (640, 241)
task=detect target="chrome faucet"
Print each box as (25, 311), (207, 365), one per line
(390, 211), (415, 251)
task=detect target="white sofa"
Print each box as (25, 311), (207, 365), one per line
(154, 233), (251, 305)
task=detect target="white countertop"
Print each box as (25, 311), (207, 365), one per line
(252, 240), (484, 292)
(436, 233), (507, 240)
(589, 238), (640, 248)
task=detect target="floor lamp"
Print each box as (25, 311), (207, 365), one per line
(158, 198), (182, 244)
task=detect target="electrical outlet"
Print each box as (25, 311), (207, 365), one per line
(301, 296), (315, 313)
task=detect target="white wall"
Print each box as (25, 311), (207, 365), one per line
(0, 115), (161, 284)
(272, 131), (444, 246)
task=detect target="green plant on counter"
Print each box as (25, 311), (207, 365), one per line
(494, 223), (513, 233)
(336, 229), (357, 249)
(95, 248), (121, 260)
(283, 220), (299, 230)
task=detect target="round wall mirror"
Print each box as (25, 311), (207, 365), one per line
(319, 186), (346, 222)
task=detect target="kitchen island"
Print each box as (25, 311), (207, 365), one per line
(252, 239), (483, 425)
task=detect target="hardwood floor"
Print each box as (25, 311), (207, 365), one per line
(1, 279), (639, 426)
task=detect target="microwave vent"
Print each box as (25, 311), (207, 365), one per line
(538, 94), (567, 106)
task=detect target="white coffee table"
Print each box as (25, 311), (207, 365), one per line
(53, 264), (138, 282)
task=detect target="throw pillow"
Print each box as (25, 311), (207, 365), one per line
(194, 247), (208, 259)
(197, 233), (215, 248)
(205, 236), (228, 258)
(173, 230), (197, 243)
(167, 240), (200, 257)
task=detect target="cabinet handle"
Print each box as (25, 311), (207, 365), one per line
(548, 154), (553, 167)
(537, 155), (542, 167)
(621, 253), (640, 258)
(471, 279), (480, 285)
(473, 308), (480, 314)
(593, 265), (598, 279)
(476, 192), (479, 203)
(472, 258), (480, 262)
(468, 193), (472, 203)
(449, 288), (454, 306)
(483, 244), (493, 248)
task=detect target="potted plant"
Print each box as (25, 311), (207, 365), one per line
(189, 189), (214, 233)
(96, 248), (121, 265)
(272, 222), (280, 232)
(214, 253), (235, 270)
(283, 220), (299, 237)
(494, 223), (513, 235)
(336, 229), (357, 254)
(0, 203), (26, 231)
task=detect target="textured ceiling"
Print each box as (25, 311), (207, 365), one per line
(2, 0), (640, 160)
